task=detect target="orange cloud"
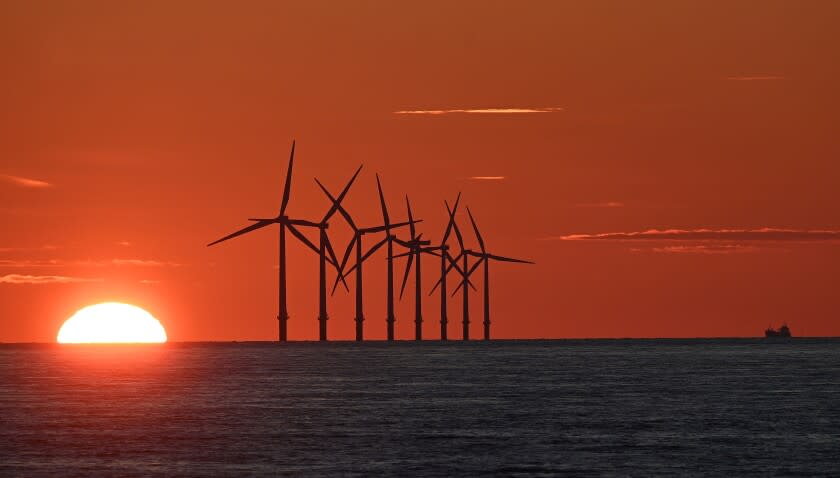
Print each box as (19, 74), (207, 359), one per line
(468, 176), (506, 180)
(575, 202), (625, 208)
(0, 174), (52, 188)
(649, 245), (762, 254)
(395, 107), (563, 115)
(547, 228), (840, 242)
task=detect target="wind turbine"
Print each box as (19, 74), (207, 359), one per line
(316, 179), (418, 341)
(207, 141), (343, 342)
(375, 174), (400, 341)
(301, 166), (361, 340)
(394, 196), (431, 340)
(461, 207), (534, 340)
(448, 215), (479, 340)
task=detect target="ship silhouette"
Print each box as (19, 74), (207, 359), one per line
(765, 323), (792, 338)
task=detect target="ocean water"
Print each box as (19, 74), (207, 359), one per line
(1, 339), (838, 476)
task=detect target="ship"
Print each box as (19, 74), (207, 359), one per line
(765, 323), (792, 338)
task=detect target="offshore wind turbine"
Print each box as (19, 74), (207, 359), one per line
(394, 196), (431, 340)
(462, 207), (534, 340)
(207, 141), (340, 342)
(375, 174), (400, 341)
(301, 165), (361, 340)
(447, 215), (480, 340)
(317, 180), (417, 341)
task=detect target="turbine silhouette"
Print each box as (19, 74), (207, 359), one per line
(393, 196), (432, 340)
(461, 207), (534, 340)
(207, 141), (344, 341)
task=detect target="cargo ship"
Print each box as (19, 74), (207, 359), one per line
(765, 323), (792, 338)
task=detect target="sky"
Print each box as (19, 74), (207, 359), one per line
(1, 1), (839, 342)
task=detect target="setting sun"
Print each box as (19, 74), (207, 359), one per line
(57, 302), (167, 344)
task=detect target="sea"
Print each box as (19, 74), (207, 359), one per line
(1, 339), (838, 476)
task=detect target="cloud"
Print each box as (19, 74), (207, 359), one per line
(546, 228), (840, 242)
(468, 176), (506, 181)
(574, 202), (625, 208)
(0, 274), (102, 284)
(394, 107), (563, 115)
(0, 174), (52, 188)
(647, 245), (763, 255)
(110, 259), (179, 267)
(726, 76), (785, 81)
(116, 241), (132, 247)
(138, 279), (160, 284)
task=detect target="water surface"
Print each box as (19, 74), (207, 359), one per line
(1, 339), (838, 476)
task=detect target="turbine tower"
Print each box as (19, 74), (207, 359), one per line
(463, 207), (534, 340)
(207, 141), (343, 342)
(375, 174), (399, 341)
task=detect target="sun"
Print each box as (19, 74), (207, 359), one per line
(57, 302), (167, 344)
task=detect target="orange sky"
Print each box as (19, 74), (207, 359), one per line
(2, 1), (839, 342)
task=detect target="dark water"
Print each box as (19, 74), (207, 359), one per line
(1, 340), (838, 476)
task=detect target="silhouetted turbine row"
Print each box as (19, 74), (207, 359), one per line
(208, 141), (533, 342)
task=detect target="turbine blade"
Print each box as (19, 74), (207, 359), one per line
(364, 219), (420, 235)
(447, 251), (465, 276)
(488, 253), (534, 264)
(441, 192), (461, 244)
(398, 253), (414, 300)
(208, 220), (274, 247)
(287, 218), (321, 228)
(406, 196), (416, 240)
(466, 206), (486, 253)
(428, 253), (462, 295)
(451, 220), (465, 252)
(361, 237), (388, 263)
(375, 173), (390, 228)
(280, 140), (295, 215)
(337, 235), (357, 278)
(450, 277), (477, 297)
(466, 256), (484, 277)
(286, 223), (320, 256)
(324, 234), (349, 291)
(323, 165), (363, 222)
(315, 178), (357, 231)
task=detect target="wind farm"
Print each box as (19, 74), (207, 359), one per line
(208, 141), (533, 342)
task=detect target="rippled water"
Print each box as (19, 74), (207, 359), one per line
(1, 339), (838, 476)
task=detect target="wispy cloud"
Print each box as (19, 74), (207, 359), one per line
(574, 201), (625, 208)
(0, 174), (52, 188)
(0, 274), (102, 284)
(138, 279), (160, 284)
(644, 245), (763, 255)
(116, 241), (132, 247)
(110, 259), (179, 267)
(468, 176), (506, 181)
(395, 107), (563, 115)
(546, 228), (840, 242)
(726, 76), (785, 81)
